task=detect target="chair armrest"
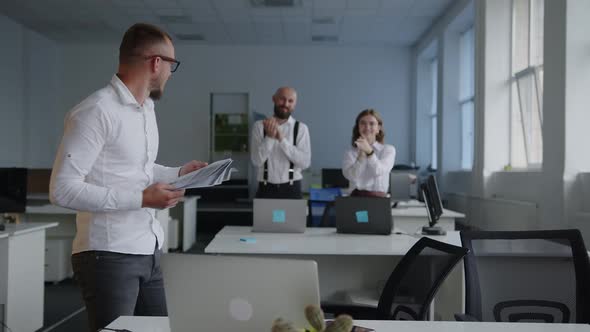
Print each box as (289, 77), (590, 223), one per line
(454, 313), (480, 321)
(321, 302), (379, 320)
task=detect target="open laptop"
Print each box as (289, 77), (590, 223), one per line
(162, 254), (320, 332)
(335, 196), (393, 235)
(252, 198), (307, 233)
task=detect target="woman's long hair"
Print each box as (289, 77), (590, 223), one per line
(351, 109), (385, 147)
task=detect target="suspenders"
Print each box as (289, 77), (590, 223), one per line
(263, 121), (299, 185)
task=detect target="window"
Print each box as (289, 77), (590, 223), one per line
(459, 27), (475, 170)
(510, 0), (544, 168)
(430, 58), (438, 170)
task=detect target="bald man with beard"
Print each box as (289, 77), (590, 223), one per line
(251, 87), (311, 199)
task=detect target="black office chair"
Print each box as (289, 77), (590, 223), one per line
(321, 168), (349, 189)
(457, 229), (590, 323)
(322, 237), (468, 320)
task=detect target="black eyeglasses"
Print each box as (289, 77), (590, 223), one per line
(142, 54), (181, 72)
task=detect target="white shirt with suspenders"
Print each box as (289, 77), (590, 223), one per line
(250, 116), (311, 185)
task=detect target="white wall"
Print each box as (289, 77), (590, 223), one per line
(418, 0), (590, 239)
(59, 43), (412, 172)
(0, 15), (25, 166)
(563, 0), (590, 237)
(0, 14), (61, 168)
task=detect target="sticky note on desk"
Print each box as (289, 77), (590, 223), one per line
(272, 209), (286, 223)
(355, 210), (369, 223)
(240, 237), (257, 244)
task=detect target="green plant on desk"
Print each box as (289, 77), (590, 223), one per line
(272, 304), (353, 332)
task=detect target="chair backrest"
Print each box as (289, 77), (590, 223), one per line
(376, 237), (468, 320)
(321, 168), (349, 189)
(460, 229), (590, 323)
(308, 187), (341, 227)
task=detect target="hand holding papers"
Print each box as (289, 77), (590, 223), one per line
(170, 158), (235, 189)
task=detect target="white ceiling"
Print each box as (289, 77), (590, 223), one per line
(0, 0), (456, 46)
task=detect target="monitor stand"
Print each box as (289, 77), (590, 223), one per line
(422, 226), (446, 236)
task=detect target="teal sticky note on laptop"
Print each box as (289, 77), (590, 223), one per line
(355, 210), (369, 223)
(272, 209), (286, 223)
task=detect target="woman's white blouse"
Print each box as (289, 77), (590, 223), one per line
(342, 142), (396, 193)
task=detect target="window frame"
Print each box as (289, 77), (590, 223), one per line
(459, 26), (475, 170)
(509, 0), (544, 169)
(429, 58), (439, 170)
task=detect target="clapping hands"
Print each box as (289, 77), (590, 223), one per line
(354, 137), (373, 155)
(263, 117), (283, 141)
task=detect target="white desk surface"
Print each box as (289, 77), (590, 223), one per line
(392, 207), (465, 218)
(205, 226), (461, 256)
(25, 196), (199, 215)
(0, 222), (58, 236)
(106, 316), (590, 332)
(26, 204), (76, 214)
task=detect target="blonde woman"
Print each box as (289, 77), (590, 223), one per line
(342, 109), (396, 197)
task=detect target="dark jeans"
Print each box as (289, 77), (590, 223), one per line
(71, 247), (167, 332)
(256, 180), (302, 199)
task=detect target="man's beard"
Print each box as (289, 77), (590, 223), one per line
(149, 89), (163, 100)
(273, 106), (291, 120)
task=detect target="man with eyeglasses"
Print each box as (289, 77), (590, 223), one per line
(49, 23), (206, 331)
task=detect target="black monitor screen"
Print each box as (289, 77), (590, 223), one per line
(321, 168), (349, 189)
(420, 175), (443, 226)
(0, 168), (27, 213)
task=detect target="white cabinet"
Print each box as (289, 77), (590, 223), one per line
(44, 238), (73, 282)
(169, 196), (198, 252)
(24, 203), (76, 283)
(0, 223), (57, 332)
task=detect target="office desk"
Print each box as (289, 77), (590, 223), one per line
(24, 196), (199, 281)
(169, 196), (199, 252)
(106, 316), (590, 332)
(205, 226), (463, 320)
(0, 222), (57, 332)
(392, 207), (465, 233)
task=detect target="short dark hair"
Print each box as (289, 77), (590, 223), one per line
(351, 109), (385, 146)
(119, 23), (172, 64)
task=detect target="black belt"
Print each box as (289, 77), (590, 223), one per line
(259, 180), (300, 188)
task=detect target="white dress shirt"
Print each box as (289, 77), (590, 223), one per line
(250, 116), (311, 184)
(342, 142), (396, 193)
(50, 75), (180, 255)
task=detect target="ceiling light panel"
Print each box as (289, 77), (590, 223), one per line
(346, 0), (380, 9)
(280, 7), (311, 17)
(108, 0), (145, 8)
(143, 0), (182, 9)
(312, 0), (347, 10)
(213, 0), (249, 10)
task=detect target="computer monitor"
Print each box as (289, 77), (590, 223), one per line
(0, 168), (27, 214)
(321, 168), (349, 189)
(420, 175), (445, 235)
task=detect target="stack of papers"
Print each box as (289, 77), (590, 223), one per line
(170, 158), (235, 189)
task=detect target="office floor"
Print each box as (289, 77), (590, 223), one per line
(38, 233), (216, 332)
